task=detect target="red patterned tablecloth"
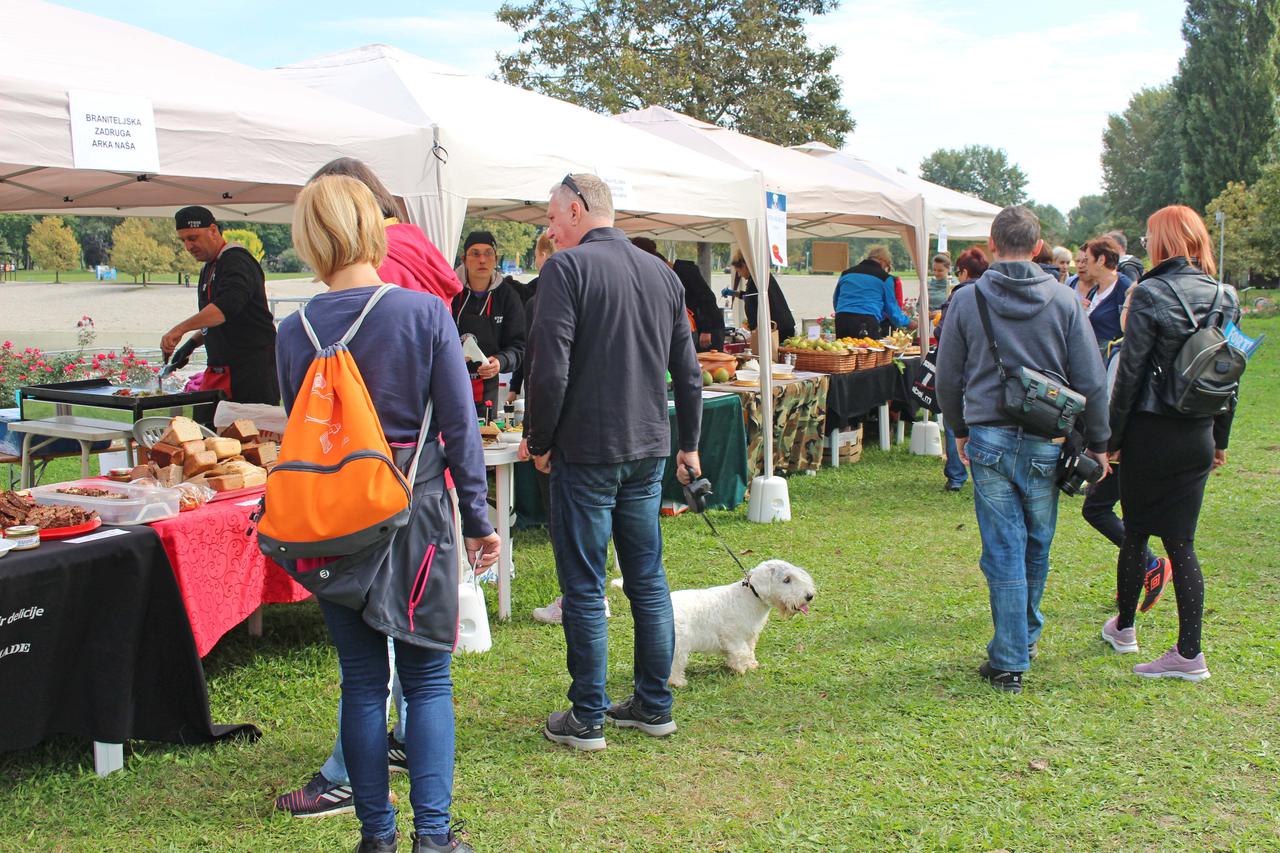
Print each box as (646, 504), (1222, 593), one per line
(150, 496), (310, 657)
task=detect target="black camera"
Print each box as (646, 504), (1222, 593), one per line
(1057, 446), (1103, 496)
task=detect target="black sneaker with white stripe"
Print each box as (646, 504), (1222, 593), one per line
(274, 772), (353, 818)
(543, 709), (606, 751)
(605, 695), (676, 736)
(388, 730), (408, 775)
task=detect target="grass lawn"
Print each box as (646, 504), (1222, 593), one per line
(2, 318), (1278, 852)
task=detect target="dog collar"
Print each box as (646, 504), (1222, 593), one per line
(742, 579), (761, 600)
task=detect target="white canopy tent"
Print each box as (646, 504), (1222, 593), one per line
(615, 106), (934, 323)
(275, 46), (768, 261)
(792, 141), (1001, 241)
(277, 46), (795, 520)
(0, 0), (438, 222)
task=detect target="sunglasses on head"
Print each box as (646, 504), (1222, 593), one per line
(561, 174), (590, 212)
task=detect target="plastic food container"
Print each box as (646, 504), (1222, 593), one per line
(30, 480), (181, 525)
(4, 525), (39, 550)
(0, 538), (17, 558)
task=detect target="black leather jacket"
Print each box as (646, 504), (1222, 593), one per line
(1108, 257), (1240, 451)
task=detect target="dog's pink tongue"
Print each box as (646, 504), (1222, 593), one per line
(798, 603), (809, 614)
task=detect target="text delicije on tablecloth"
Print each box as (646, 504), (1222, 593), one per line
(3, 606), (46, 626)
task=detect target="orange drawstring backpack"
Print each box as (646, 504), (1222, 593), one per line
(257, 285), (432, 561)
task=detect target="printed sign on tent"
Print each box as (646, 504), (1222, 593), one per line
(766, 191), (787, 268)
(68, 90), (160, 172)
(596, 169), (634, 209)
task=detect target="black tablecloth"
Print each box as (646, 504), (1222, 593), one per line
(824, 358), (923, 433)
(0, 527), (259, 754)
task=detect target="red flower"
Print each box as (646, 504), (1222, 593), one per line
(44, 366), (54, 373)
(137, 359), (148, 366)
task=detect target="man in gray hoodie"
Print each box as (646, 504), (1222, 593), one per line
(936, 206), (1111, 693)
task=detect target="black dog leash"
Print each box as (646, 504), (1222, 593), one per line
(683, 466), (758, 598)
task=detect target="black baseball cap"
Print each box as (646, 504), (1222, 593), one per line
(463, 231), (496, 251)
(174, 206), (216, 230)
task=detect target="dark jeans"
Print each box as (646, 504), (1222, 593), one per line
(967, 426), (1062, 673)
(944, 426), (967, 486)
(319, 599), (454, 841)
(1082, 465), (1156, 566)
(549, 456), (674, 724)
(835, 312), (881, 339)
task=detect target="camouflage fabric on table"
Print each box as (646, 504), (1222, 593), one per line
(734, 376), (829, 477)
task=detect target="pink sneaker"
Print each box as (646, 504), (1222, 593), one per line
(1101, 616), (1138, 653)
(1133, 646), (1211, 682)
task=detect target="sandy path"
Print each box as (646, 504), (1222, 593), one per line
(0, 279), (324, 351)
(1, 272), (917, 351)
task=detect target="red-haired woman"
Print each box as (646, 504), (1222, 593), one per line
(1104, 205), (1241, 682)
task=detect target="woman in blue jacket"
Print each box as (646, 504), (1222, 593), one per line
(833, 245), (915, 339)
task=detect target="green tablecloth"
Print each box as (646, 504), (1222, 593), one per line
(513, 393), (748, 526)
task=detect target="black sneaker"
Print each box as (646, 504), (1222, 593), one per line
(412, 821), (474, 852)
(388, 730), (408, 775)
(275, 771), (354, 818)
(605, 695), (677, 737)
(356, 834), (398, 853)
(945, 481), (964, 492)
(543, 709), (606, 751)
(978, 661), (1023, 694)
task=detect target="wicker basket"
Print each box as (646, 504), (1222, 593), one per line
(779, 346), (857, 374)
(853, 349), (876, 370)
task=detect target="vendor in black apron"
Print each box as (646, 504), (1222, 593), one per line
(451, 231), (526, 420)
(162, 206), (279, 405)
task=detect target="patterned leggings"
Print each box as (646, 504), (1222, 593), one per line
(1116, 534), (1205, 658)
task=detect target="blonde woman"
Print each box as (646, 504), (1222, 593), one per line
(276, 175), (498, 852)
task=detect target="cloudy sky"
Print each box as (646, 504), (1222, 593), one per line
(55, 0), (1186, 213)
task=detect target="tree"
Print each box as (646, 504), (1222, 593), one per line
(1244, 165), (1280, 278)
(1026, 202), (1067, 246)
(0, 214), (36, 268)
(1101, 85), (1185, 226)
(1067, 194), (1110, 246)
(27, 217), (81, 282)
(1175, 0), (1280, 209)
(459, 219), (538, 267)
(110, 218), (171, 284)
(1206, 180), (1267, 283)
(224, 222), (292, 259)
(140, 218), (201, 283)
(496, 0), (855, 147)
(918, 145), (1028, 206)
(221, 229), (266, 263)
(68, 216), (117, 268)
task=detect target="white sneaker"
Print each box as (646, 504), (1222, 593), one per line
(531, 596), (611, 625)
(532, 596), (563, 624)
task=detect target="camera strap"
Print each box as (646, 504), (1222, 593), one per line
(973, 288), (1009, 382)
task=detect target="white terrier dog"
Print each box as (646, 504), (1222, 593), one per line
(611, 559), (815, 687)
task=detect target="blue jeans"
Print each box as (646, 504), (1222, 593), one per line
(319, 598), (454, 841)
(321, 637), (407, 787)
(944, 426), (967, 486)
(966, 426), (1062, 673)
(549, 456), (674, 724)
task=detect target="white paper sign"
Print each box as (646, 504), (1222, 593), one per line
(807, 325), (821, 340)
(595, 169), (633, 209)
(936, 223), (949, 255)
(766, 192), (787, 268)
(65, 527), (130, 544)
(68, 90), (160, 172)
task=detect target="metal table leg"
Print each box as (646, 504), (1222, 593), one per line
(495, 461), (513, 621)
(878, 403), (891, 451)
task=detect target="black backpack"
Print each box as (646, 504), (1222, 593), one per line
(1153, 277), (1245, 416)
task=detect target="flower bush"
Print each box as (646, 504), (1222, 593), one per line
(0, 317), (158, 405)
